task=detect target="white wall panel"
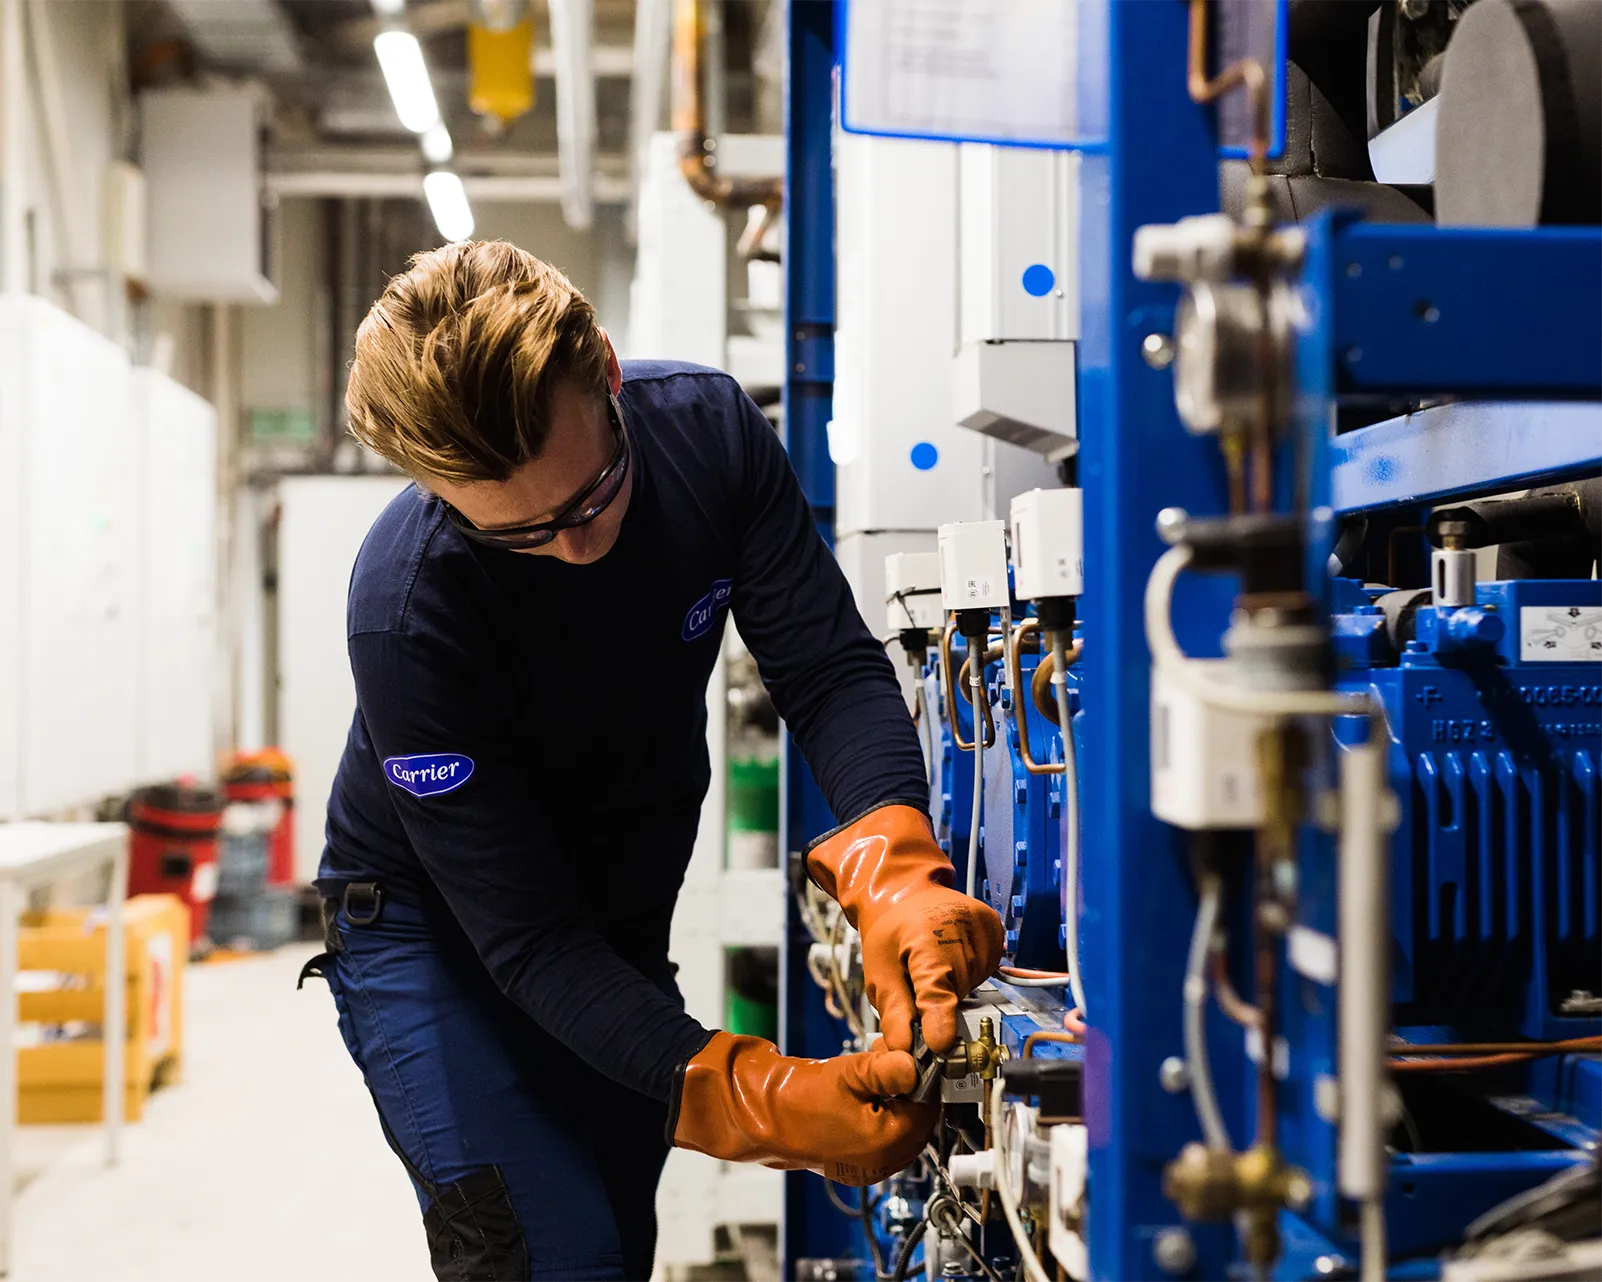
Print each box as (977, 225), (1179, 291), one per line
(7, 297), (139, 813)
(0, 300), (23, 817)
(277, 476), (409, 882)
(133, 368), (218, 783)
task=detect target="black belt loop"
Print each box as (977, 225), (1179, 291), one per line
(342, 881), (383, 927)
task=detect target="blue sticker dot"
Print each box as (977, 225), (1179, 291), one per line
(1022, 263), (1056, 297)
(910, 442), (939, 471)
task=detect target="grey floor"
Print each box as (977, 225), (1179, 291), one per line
(13, 948), (431, 1282)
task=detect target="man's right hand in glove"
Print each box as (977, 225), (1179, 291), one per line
(668, 1032), (937, 1186)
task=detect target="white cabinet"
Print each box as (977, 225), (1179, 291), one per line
(0, 296), (139, 815)
(133, 369), (218, 783)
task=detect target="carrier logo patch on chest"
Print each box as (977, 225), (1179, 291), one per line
(383, 753), (475, 798)
(682, 578), (734, 641)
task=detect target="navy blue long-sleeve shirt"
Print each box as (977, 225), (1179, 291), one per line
(320, 362), (928, 1102)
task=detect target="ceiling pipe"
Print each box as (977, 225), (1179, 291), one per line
(670, 0), (781, 209)
(547, 0), (596, 228)
(625, 0), (671, 242)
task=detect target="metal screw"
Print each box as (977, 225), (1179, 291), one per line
(1399, 0), (1430, 18)
(1153, 1226), (1197, 1276)
(1159, 1056), (1190, 1094)
(1141, 333), (1176, 369)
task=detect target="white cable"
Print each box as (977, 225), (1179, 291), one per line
(966, 655), (985, 900)
(1360, 1197), (1387, 1282)
(990, 1076), (1053, 1282)
(1185, 877), (1232, 1151)
(1144, 545), (1369, 718)
(916, 676), (937, 791)
(1049, 632), (1088, 1019)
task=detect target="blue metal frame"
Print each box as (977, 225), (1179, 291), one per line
(834, 0), (1290, 161)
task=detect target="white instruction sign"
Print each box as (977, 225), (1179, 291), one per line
(842, 0), (1080, 147)
(1520, 606), (1602, 661)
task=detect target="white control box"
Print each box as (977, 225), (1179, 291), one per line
(1048, 1122), (1090, 1281)
(1150, 661), (1274, 829)
(938, 521), (1010, 612)
(885, 552), (945, 633)
(1011, 488), (1084, 601)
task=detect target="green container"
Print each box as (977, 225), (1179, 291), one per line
(727, 755), (779, 869)
(725, 948), (779, 1041)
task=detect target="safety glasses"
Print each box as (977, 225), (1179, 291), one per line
(444, 395), (630, 550)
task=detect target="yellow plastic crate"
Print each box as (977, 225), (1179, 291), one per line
(17, 894), (188, 1123)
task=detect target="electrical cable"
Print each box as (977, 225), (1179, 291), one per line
(989, 1076), (1054, 1282)
(889, 1217), (928, 1282)
(966, 643), (986, 901)
(1145, 545), (1369, 718)
(1049, 631), (1087, 1019)
(858, 1191), (887, 1280)
(1360, 1197), (1387, 1282)
(1185, 876), (1232, 1151)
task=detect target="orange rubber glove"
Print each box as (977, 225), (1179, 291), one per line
(806, 803), (1004, 1055)
(669, 1032), (936, 1185)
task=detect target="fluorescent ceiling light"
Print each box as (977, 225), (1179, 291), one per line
(370, 0), (405, 14)
(424, 171), (475, 242)
(421, 122), (453, 164)
(373, 30), (439, 133)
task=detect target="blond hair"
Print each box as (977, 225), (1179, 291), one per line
(346, 241), (611, 483)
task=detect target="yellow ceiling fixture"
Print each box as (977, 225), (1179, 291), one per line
(468, 0), (534, 126)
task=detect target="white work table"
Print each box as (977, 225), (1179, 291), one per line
(0, 823), (128, 1277)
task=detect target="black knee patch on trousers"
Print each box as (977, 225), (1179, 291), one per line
(423, 1166), (530, 1282)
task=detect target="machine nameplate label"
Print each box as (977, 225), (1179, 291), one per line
(1521, 606), (1602, 662)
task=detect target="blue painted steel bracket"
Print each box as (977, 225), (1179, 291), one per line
(1328, 401), (1602, 515)
(1327, 222), (1602, 396)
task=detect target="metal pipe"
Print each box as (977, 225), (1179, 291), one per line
(1008, 621), (1064, 776)
(1338, 723), (1389, 1282)
(547, 0), (596, 229)
(671, 0), (781, 208)
(941, 622), (996, 752)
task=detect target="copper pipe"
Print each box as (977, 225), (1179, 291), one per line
(1031, 638), (1084, 726)
(1390, 1053), (1544, 1074)
(940, 622), (996, 751)
(1209, 948), (1263, 1029)
(1392, 1037), (1602, 1056)
(957, 642), (1006, 694)
(1008, 621), (1065, 776)
(1022, 1030), (1079, 1058)
(1186, 0), (1271, 167)
(672, 0), (783, 208)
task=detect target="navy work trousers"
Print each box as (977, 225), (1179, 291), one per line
(320, 893), (674, 1281)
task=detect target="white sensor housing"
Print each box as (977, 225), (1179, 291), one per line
(937, 520), (1010, 612)
(1010, 488), (1084, 601)
(885, 552), (945, 633)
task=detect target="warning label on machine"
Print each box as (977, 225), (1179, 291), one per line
(1520, 606), (1602, 662)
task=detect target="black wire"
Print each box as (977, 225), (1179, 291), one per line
(890, 1218), (929, 1282)
(859, 1194), (887, 1280)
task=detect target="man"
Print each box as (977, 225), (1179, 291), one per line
(309, 240), (1003, 1281)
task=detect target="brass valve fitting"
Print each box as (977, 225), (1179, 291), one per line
(1162, 1142), (1312, 1268)
(942, 1016), (1007, 1082)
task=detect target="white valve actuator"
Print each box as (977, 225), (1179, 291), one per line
(885, 552), (945, 633)
(1011, 488), (1084, 601)
(937, 520), (1010, 612)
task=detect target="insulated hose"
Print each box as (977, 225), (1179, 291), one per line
(966, 645), (985, 900)
(1049, 632), (1088, 1019)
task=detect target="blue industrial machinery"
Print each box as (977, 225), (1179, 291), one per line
(778, 2), (1602, 1279)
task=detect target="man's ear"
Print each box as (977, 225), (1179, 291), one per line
(599, 327), (623, 396)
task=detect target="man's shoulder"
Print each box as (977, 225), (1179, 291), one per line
(346, 484), (475, 641)
(620, 359), (743, 406)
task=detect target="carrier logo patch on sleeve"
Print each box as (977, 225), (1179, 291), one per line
(682, 578), (734, 641)
(383, 753), (475, 798)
